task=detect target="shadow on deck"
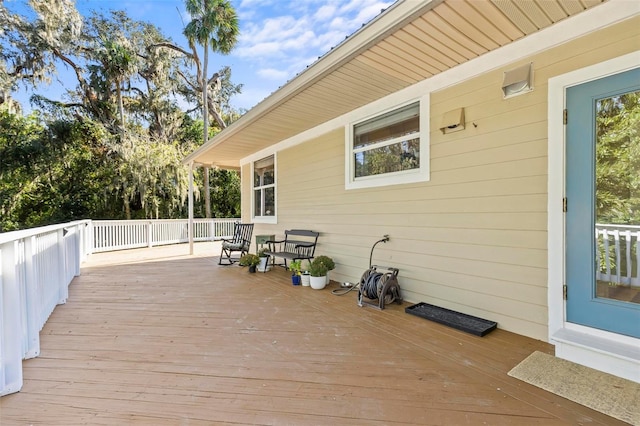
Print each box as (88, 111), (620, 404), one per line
(0, 243), (623, 425)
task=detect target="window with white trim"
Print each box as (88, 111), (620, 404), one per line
(253, 155), (276, 221)
(347, 100), (428, 189)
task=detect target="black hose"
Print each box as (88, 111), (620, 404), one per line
(333, 235), (390, 297)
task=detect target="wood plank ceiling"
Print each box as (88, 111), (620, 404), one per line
(187, 0), (606, 169)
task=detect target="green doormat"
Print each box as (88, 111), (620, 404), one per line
(508, 351), (639, 425)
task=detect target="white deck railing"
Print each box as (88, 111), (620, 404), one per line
(0, 218), (238, 397)
(595, 223), (640, 286)
(92, 218), (237, 252)
(0, 220), (92, 396)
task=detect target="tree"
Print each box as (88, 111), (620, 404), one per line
(0, 3), (242, 228)
(183, 0), (239, 218)
(596, 91), (640, 224)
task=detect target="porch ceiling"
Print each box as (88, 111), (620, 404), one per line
(185, 0), (606, 170)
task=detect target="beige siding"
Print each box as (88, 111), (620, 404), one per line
(242, 18), (640, 341)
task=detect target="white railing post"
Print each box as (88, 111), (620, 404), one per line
(23, 236), (40, 359)
(147, 221), (153, 248)
(0, 241), (24, 397)
(57, 229), (68, 305)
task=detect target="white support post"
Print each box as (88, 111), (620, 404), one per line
(188, 162), (194, 255)
(0, 241), (24, 396)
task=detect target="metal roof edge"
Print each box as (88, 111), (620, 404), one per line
(183, 0), (442, 166)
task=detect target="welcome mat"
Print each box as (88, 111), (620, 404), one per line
(508, 351), (640, 425)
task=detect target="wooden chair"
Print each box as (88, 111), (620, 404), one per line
(219, 223), (254, 265)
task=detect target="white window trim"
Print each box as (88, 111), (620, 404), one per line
(345, 94), (430, 190)
(251, 154), (277, 224)
(548, 51), (640, 383)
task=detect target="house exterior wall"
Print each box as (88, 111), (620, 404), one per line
(244, 17), (640, 341)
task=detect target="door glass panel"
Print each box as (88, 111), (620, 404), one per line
(595, 90), (640, 304)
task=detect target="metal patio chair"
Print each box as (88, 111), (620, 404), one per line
(219, 223), (254, 265)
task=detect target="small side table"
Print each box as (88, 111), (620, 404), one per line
(255, 234), (275, 253)
(256, 234), (275, 272)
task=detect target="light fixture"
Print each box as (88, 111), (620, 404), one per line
(440, 107), (465, 134)
(502, 62), (533, 98)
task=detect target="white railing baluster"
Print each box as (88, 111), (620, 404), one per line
(624, 230), (632, 286)
(604, 229), (611, 277)
(595, 223), (640, 288)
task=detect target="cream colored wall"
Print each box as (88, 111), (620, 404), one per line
(243, 18), (640, 341)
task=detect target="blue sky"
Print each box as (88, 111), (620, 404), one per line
(7, 0), (394, 112)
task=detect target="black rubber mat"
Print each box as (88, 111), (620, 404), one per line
(405, 302), (497, 336)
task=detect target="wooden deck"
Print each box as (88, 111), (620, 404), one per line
(0, 243), (624, 425)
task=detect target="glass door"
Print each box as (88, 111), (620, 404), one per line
(565, 67), (640, 338)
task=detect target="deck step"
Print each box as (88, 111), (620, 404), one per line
(405, 302), (497, 336)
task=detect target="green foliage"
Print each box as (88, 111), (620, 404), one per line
(0, 4), (242, 230)
(0, 111), (114, 230)
(309, 258), (328, 277)
(595, 91), (640, 224)
(289, 260), (302, 275)
(239, 253), (260, 267)
(313, 255), (335, 271)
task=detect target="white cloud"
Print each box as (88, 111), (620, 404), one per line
(230, 0), (394, 109)
(314, 4), (337, 22)
(257, 68), (289, 80)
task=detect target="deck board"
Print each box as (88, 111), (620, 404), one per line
(0, 243), (625, 425)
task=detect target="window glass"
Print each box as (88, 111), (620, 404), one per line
(355, 138), (420, 177)
(354, 103), (419, 149)
(352, 102), (420, 179)
(253, 155), (275, 218)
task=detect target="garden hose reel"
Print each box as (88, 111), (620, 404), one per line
(357, 265), (402, 310)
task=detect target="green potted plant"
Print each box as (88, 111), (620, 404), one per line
(313, 255), (335, 284)
(301, 261), (311, 287)
(257, 248), (270, 272)
(309, 258), (329, 290)
(239, 253), (260, 273)
(289, 260), (302, 285)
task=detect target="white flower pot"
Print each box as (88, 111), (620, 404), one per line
(310, 276), (326, 290)
(301, 273), (310, 286)
(257, 256), (270, 272)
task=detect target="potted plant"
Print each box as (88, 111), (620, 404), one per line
(313, 255), (335, 284)
(257, 248), (270, 272)
(308, 258), (329, 290)
(239, 253), (260, 273)
(300, 260), (312, 286)
(289, 260), (302, 285)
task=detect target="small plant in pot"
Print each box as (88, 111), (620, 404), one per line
(289, 260), (302, 285)
(300, 263), (311, 287)
(257, 248), (270, 272)
(239, 253), (260, 273)
(308, 258), (329, 290)
(313, 255), (335, 284)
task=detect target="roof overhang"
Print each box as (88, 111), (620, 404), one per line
(184, 0), (612, 170)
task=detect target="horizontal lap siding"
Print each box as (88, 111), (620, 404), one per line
(246, 18), (640, 341)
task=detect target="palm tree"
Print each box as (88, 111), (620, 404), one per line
(183, 0), (238, 218)
(100, 37), (135, 141)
